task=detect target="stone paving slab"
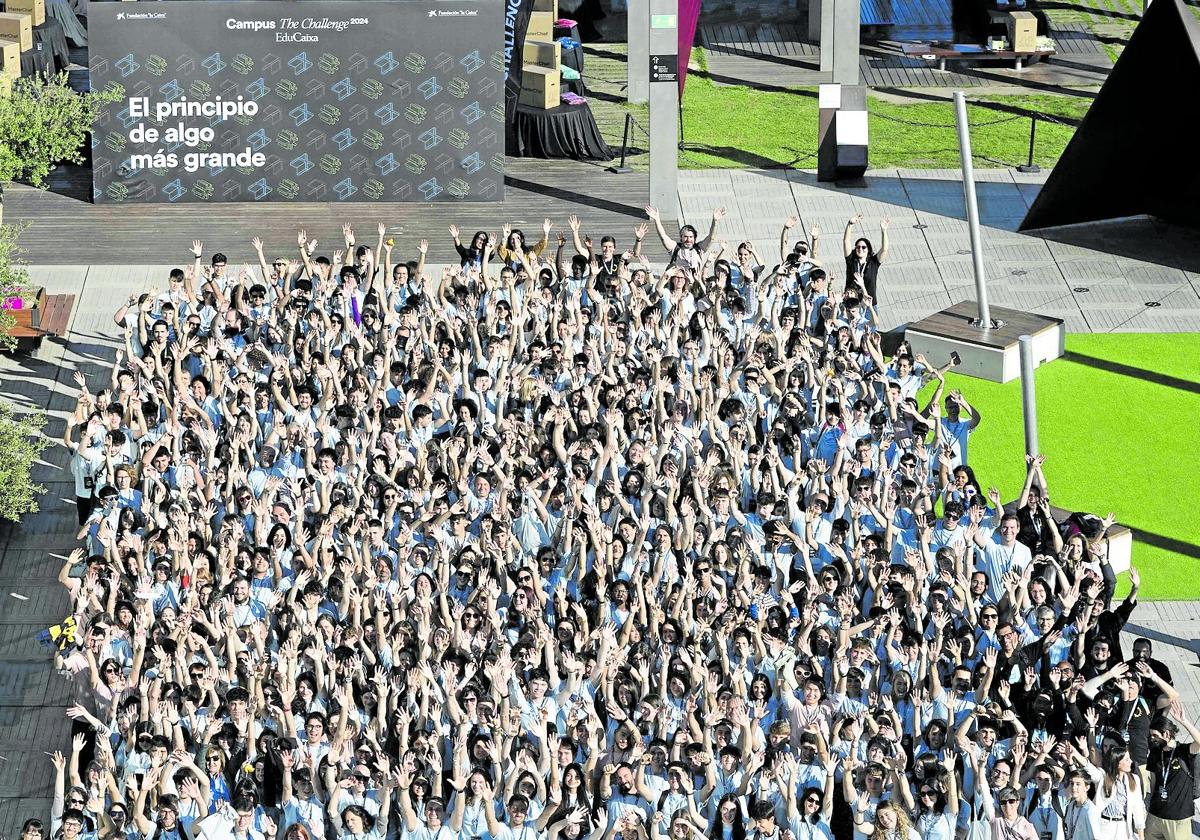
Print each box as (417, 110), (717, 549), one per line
(667, 168), (1200, 334)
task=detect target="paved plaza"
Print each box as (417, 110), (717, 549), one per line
(1, 166), (1197, 834)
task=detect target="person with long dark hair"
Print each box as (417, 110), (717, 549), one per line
(706, 795), (746, 840)
(448, 226), (491, 270)
(843, 215), (889, 302)
(913, 756), (959, 840)
(1092, 745), (1144, 840)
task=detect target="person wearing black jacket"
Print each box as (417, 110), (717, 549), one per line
(1013, 457), (1061, 558)
(1081, 567), (1140, 665)
(1146, 712), (1199, 840)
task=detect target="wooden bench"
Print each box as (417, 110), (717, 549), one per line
(902, 43), (1055, 71)
(6, 286), (75, 344)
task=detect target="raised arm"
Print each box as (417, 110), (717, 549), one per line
(876, 218), (890, 263)
(644, 206), (676, 253)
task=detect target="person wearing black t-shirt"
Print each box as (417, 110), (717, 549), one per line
(1129, 639), (1174, 709)
(842, 215), (889, 302)
(1145, 713), (1199, 840)
(1080, 663), (1179, 773)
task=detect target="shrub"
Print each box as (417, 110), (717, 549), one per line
(0, 72), (121, 187)
(0, 223), (32, 350)
(0, 401), (49, 522)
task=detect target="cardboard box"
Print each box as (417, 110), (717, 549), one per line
(523, 39), (560, 70)
(0, 11), (31, 51)
(526, 11), (553, 41)
(5, 0), (44, 27)
(1008, 11), (1037, 53)
(519, 64), (560, 109)
(0, 36), (19, 77)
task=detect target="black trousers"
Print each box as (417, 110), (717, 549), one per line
(76, 495), (96, 526)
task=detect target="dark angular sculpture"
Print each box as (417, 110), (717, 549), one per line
(1020, 0), (1200, 231)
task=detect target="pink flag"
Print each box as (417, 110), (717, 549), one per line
(678, 0), (702, 94)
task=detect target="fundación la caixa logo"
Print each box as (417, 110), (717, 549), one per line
(115, 10), (167, 21)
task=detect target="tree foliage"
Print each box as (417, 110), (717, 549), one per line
(0, 223), (32, 351)
(0, 401), (49, 522)
(0, 71), (121, 187)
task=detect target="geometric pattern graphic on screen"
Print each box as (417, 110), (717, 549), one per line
(88, 1), (505, 203)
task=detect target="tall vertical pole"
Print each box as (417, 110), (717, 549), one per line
(953, 91), (992, 330)
(1018, 335), (1039, 459)
(647, 0), (678, 214)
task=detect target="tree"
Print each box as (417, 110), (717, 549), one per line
(0, 401), (49, 522)
(0, 222), (32, 351)
(0, 72), (121, 188)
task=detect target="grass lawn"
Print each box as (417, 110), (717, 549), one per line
(584, 45), (1091, 171)
(678, 53), (1089, 170)
(915, 334), (1200, 601)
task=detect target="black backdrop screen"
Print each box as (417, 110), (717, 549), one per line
(88, 0), (505, 203)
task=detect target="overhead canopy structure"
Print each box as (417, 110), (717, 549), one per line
(1020, 0), (1200, 231)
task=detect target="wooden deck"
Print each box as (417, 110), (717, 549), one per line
(1, 159), (652, 266)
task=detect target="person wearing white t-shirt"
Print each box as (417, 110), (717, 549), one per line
(483, 795), (544, 840)
(940, 390), (982, 469)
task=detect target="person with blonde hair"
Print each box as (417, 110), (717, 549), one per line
(859, 800), (918, 840)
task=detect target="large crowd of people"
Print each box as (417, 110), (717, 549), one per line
(33, 209), (1196, 840)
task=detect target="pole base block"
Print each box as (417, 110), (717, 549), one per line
(606, 166), (633, 174)
(968, 317), (1007, 329)
(1016, 164), (1042, 173)
(904, 301), (1064, 383)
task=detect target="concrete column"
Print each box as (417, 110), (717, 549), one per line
(628, 0), (649, 104)
(648, 0), (678, 213)
(831, 0), (861, 84)
(819, 0), (835, 73)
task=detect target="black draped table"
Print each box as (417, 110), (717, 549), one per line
(34, 16), (71, 70)
(20, 40), (53, 77)
(512, 101), (612, 160)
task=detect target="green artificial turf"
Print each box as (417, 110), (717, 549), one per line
(584, 45), (1091, 171)
(914, 334), (1200, 601)
(679, 73), (1088, 170)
